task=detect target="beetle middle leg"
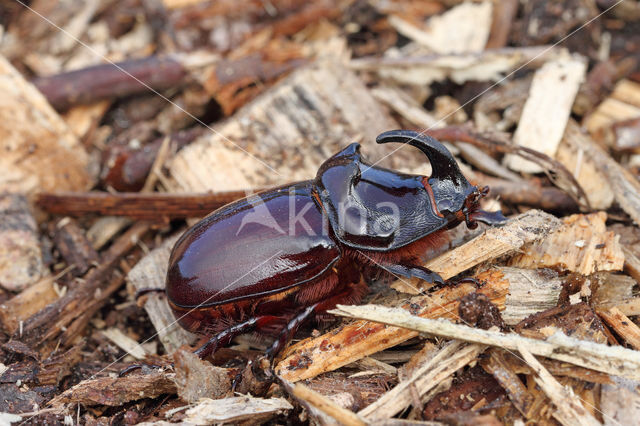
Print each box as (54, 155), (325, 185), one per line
(194, 315), (278, 359)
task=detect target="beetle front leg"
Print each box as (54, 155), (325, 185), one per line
(379, 263), (445, 286)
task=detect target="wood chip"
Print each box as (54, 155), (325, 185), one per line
(329, 304), (640, 381)
(584, 79), (640, 136)
(597, 307), (640, 350)
(172, 349), (231, 403)
(517, 343), (600, 426)
(169, 59), (398, 193)
(565, 120), (640, 225)
(127, 233), (197, 353)
(351, 46), (562, 87)
(389, 2), (493, 54)
(183, 396), (293, 425)
(49, 372), (177, 407)
(556, 125), (614, 210)
(0, 277), (58, 334)
(0, 55), (92, 194)
(101, 328), (147, 360)
(508, 212), (624, 275)
(276, 269), (509, 382)
(506, 55), (587, 173)
(358, 341), (486, 421)
(291, 382), (367, 426)
(0, 194), (46, 291)
(480, 349), (536, 419)
(499, 267), (563, 325)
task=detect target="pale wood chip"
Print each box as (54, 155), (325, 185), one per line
(508, 212), (624, 275)
(499, 267), (563, 325)
(517, 343), (600, 426)
(101, 328), (147, 360)
(584, 79), (640, 135)
(0, 55), (92, 194)
(291, 382), (367, 426)
(389, 2), (493, 54)
(506, 55), (587, 173)
(184, 396), (293, 424)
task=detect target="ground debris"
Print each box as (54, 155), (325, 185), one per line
(2, 0), (640, 423)
(49, 371), (177, 408)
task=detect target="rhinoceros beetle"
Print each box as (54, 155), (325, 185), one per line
(165, 130), (506, 360)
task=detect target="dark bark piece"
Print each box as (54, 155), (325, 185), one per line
(37, 344), (83, 386)
(423, 366), (505, 421)
(0, 359), (39, 384)
(480, 176), (580, 213)
(514, 302), (608, 344)
(458, 293), (506, 331)
(102, 127), (205, 192)
(32, 56), (188, 111)
(0, 383), (44, 413)
(17, 223), (149, 353)
(512, 0), (599, 47)
(48, 371), (176, 407)
(53, 218), (99, 278)
(37, 191), (250, 221)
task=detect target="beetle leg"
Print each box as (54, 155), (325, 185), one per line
(265, 304), (318, 362)
(195, 316), (276, 359)
(380, 264), (445, 286)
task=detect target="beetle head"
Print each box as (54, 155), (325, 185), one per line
(376, 130), (506, 229)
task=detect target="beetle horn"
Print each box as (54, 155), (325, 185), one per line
(376, 130), (465, 185)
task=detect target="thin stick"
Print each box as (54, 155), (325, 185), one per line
(36, 191), (253, 220)
(292, 383), (367, 426)
(329, 304), (640, 381)
(517, 343), (600, 426)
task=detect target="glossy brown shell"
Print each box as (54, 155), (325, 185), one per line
(166, 182), (340, 312)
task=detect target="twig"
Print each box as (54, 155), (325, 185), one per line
(32, 54), (215, 110)
(516, 343), (600, 426)
(36, 191), (252, 220)
(329, 304), (640, 381)
(426, 126), (590, 210)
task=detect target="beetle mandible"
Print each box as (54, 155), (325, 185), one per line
(165, 130), (506, 360)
